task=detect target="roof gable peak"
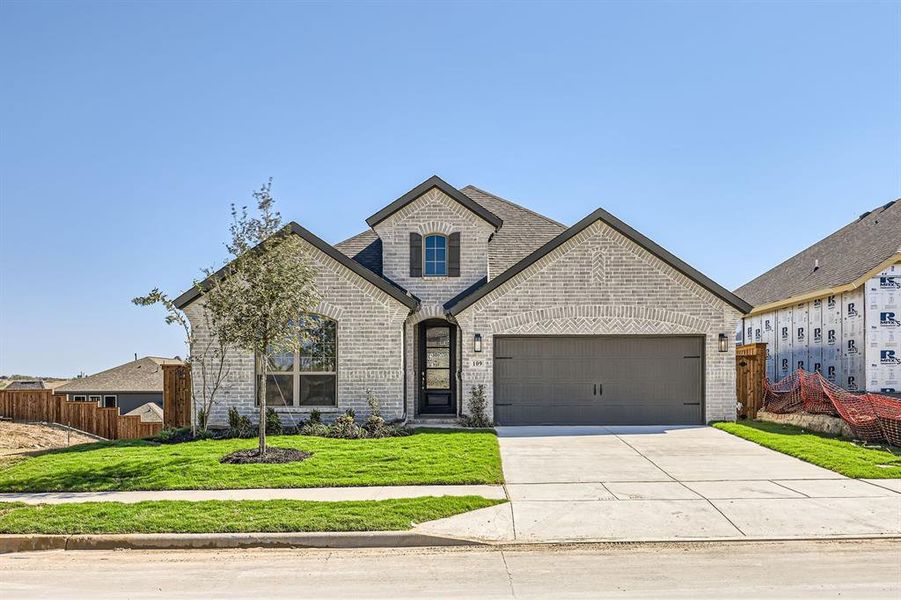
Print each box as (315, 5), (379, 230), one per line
(365, 175), (503, 230)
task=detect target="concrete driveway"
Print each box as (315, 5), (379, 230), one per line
(417, 426), (901, 543)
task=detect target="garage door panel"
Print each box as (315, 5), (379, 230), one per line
(493, 336), (703, 425)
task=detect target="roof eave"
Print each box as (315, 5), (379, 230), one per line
(447, 207), (753, 316)
(173, 223), (420, 311)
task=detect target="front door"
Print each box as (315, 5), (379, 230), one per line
(418, 320), (456, 415)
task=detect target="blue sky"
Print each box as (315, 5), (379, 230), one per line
(1, 1), (899, 377)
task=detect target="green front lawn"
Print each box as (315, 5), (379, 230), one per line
(0, 430), (503, 492)
(714, 421), (901, 479)
(0, 496), (505, 534)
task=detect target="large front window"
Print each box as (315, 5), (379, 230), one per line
(424, 234), (447, 276)
(264, 313), (337, 407)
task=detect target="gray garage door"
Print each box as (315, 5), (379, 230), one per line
(493, 336), (704, 426)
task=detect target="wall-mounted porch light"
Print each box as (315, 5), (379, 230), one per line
(718, 333), (729, 352)
(474, 333), (483, 353)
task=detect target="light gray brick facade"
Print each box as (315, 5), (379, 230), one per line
(453, 220), (742, 423)
(185, 236), (411, 427)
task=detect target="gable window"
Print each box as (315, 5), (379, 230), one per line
(263, 313), (337, 407)
(424, 235), (447, 276)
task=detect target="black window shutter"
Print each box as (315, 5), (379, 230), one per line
(448, 232), (461, 277)
(409, 232), (422, 277)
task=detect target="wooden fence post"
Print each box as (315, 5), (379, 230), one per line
(163, 363), (192, 429)
(736, 343), (767, 419)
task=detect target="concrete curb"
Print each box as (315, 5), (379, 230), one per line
(0, 531), (482, 554)
(3, 532), (899, 555)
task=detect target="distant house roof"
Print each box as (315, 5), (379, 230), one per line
(55, 357), (183, 394)
(5, 380), (48, 390)
(735, 199), (901, 310)
(124, 402), (164, 423)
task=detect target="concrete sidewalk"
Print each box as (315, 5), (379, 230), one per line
(0, 485), (507, 505)
(416, 426), (901, 543)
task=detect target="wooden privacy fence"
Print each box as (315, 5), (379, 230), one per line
(0, 389), (161, 440)
(736, 343), (767, 419)
(162, 363), (192, 429)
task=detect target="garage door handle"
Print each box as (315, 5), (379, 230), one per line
(597, 383), (603, 396)
(683, 402), (700, 406)
(593, 384), (596, 396)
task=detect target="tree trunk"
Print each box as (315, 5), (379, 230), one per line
(257, 353), (267, 455)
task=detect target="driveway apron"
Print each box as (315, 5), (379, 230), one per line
(416, 426), (901, 543)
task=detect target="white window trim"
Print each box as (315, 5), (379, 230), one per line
(423, 233), (448, 278)
(73, 394), (87, 402)
(102, 395), (117, 408)
(88, 395), (102, 405)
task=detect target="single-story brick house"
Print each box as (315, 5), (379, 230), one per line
(175, 176), (751, 426)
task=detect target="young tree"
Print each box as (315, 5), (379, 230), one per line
(201, 180), (318, 455)
(132, 290), (230, 435)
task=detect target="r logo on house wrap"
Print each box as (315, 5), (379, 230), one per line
(781, 327), (789, 340)
(882, 350), (901, 365)
(797, 327), (805, 342)
(880, 312), (899, 327)
(764, 319), (772, 331)
(881, 277), (900, 290)
(827, 366), (836, 381)
(847, 302), (859, 317)
(828, 329), (837, 344)
(814, 328), (822, 343)
(847, 340), (859, 354)
(827, 295), (836, 309)
(848, 376), (858, 391)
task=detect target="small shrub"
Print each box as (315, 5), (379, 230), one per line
(366, 389), (381, 418)
(154, 427), (190, 443)
(328, 409), (366, 439)
(266, 408), (283, 435)
(300, 422), (330, 437)
(308, 409), (322, 424)
(196, 408), (208, 431)
(460, 384), (493, 428)
(227, 407), (255, 438)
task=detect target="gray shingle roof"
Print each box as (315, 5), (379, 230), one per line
(735, 199), (901, 308)
(335, 184), (567, 279)
(460, 186), (567, 277)
(334, 230), (382, 275)
(5, 380), (49, 390)
(55, 357), (183, 394)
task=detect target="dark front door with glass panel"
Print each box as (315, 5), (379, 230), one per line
(419, 320), (456, 415)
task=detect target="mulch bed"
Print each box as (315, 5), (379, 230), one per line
(220, 447), (313, 464)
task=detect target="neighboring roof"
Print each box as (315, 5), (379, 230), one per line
(5, 380), (48, 390)
(446, 206), (754, 315)
(55, 357), (183, 394)
(173, 222), (419, 310)
(125, 402), (164, 423)
(460, 186), (567, 276)
(365, 175), (503, 230)
(735, 199), (901, 309)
